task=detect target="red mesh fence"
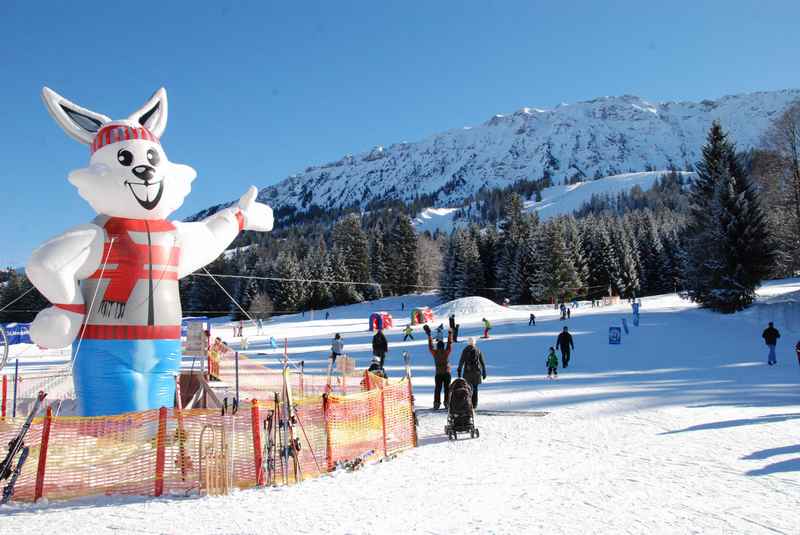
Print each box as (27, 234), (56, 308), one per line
(0, 373), (416, 503)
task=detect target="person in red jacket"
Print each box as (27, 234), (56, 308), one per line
(428, 330), (453, 409)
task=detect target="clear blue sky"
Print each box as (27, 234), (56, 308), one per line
(2, 0), (799, 267)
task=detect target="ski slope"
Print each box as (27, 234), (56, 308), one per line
(525, 170), (694, 220)
(411, 170), (694, 235)
(3, 282), (800, 534)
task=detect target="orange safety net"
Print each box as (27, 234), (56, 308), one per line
(0, 374), (416, 503)
(218, 352), (365, 401)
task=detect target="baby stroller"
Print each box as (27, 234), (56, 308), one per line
(445, 378), (479, 440)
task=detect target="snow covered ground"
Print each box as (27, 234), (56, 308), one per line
(3, 282), (800, 533)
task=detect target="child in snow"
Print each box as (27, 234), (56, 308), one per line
(546, 347), (559, 378)
(435, 323), (445, 342)
(331, 333), (344, 364)
(403, 325), (414, 341)
(482, 318), (491, 338)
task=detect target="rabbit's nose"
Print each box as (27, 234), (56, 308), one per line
(132, 165), (156, 181)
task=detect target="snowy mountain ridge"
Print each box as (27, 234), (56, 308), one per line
(195, 89), (799, 221)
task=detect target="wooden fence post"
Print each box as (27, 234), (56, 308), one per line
(34, 405), (53, 501)
(379, 388), (388, 457)
(406, 378), (417, 448)
(1, 375), (6, 418)
(174, 375), (188, 481)
(251, 400), (264, 486)
(154, 407), (167, 497)
(322, 394), (334, 472)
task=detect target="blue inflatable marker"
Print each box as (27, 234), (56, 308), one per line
(609, 327), (622, 345)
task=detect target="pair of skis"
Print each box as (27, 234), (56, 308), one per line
(1, 390), (47, 505)
(261, 362), (303, 486)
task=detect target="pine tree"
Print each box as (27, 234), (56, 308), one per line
(386, 214), (419, 295)
(497, 193), (526, 298)
(306, 247), (334, 309)
(562, 216), (588, 294)
(536, 220), (582, 302)
(271, 251), (305, 313)
(457, 226), (485, 298)
(332, 214), (371, 286)
(477, 227), (500, 299)
(684, 122), (773, 312)
(330, 249), (362, 304)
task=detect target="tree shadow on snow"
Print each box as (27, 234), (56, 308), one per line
(745, 457), (800, 476)
(742, 443), (800, 460)
(659, 413), (800, 435)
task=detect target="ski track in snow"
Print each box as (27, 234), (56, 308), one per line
(3, 283), (800, 533)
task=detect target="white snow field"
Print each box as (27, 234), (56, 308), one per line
(3, 282), (800, 534)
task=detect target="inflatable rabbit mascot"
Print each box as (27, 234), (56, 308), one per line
(28, 87), (273, 416)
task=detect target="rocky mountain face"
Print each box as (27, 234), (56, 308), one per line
(194, 89), (800, 221)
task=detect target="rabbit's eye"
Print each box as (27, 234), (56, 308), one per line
(147, 148), (160, 166)
(117, 149), (133, 166)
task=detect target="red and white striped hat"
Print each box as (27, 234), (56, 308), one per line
(91, 122), (160, 154)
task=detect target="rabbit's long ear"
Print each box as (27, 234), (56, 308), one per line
(42, 87), (111, 145)
(128, 87), (168, 138)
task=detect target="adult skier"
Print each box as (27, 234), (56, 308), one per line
(556, 326), (574, 368)
(529, 313), (536, 326)
(427, 330), (453, 409)
(457, 337), (487, 409)
(372, 329), (389, 367)
(762, 322), (780, 365)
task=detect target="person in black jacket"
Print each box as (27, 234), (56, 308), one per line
(457, 337), (487, 409)
(372, 329), (389, 367)
(448, 314), (459, 343)
(556, 326), (574, 368)
(762, 322), (780, 365)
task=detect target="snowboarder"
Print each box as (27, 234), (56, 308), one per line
(546, 347), (559, 378)
(330, 333), (344, 364)
(457, 337), (486, 409)
(427, 330), (453, 409)
(556, 326), (574, 368)
(762, 322), (780, 365)
(482, 318), (491, 338)
(529, 313), (536, 326)
(372, 329), (389, 367)
(402, 325), (414, 341)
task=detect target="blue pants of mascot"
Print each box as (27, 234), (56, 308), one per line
(72, 339), (181, 416)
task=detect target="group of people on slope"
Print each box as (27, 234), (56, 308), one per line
(426, 329), (486, 410)
(546, 326), (574, 378)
